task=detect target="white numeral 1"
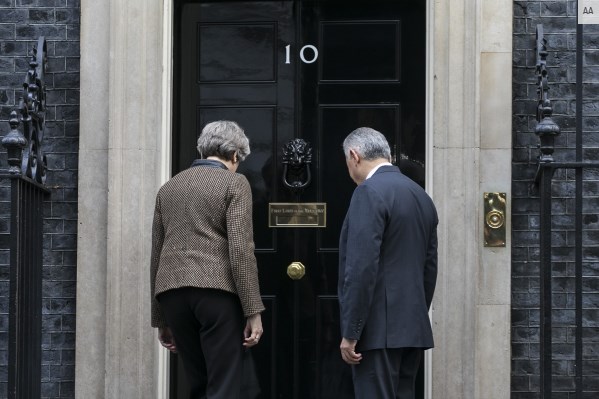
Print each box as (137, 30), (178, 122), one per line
(285, 44), (291, 64)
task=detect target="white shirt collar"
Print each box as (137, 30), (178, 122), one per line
(366, 162), (392, 180)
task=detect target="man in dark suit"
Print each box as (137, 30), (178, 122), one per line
(338, 127), (438, 399)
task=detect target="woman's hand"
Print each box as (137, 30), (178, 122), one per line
(243, 313), (263, 347)
(158, 327), (177, 353)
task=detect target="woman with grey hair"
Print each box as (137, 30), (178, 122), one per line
(150, 120), (264, 398)
(196, 120), (251, 162)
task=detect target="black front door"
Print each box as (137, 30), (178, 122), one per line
(173, 1), (426, 398)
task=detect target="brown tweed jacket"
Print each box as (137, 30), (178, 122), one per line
(150, 162), (265, 328)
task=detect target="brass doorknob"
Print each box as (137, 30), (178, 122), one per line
(287, 262), (305, 280)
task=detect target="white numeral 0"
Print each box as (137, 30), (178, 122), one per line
(299, 45), (318, 64)
(285, 44), (319, 64)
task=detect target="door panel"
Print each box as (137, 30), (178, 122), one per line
(320, 21), (400, 81)
(199, 24), (277, 82)
(175, 1), (295, 173)
(173, 1), (425, 398)
(296, 3), (424, 398)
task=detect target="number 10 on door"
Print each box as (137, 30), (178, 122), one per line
(285, 44), (319, 64)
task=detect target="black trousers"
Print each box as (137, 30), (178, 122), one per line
(158, 287), (244, 399)
(352, 347), (423, 399)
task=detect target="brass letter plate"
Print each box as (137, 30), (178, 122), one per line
(484, 192), (506, 247)
(268, 203), (326, 228)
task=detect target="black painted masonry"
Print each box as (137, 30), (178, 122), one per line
(0, 0), (79, 398)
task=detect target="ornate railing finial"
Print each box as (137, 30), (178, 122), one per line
(535, 24), (560, 163)
(2, 36), (47, 183)
(2, 111), (27, 174)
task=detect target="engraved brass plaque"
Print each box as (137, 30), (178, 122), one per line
(268, 203), (326, 228)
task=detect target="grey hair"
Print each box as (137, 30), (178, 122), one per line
(197, 120), (250, 162)
(342, 127), (391, 161)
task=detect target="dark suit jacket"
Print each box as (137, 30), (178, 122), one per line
(338, 165), (438, 350)
(150, 160), (265, 328)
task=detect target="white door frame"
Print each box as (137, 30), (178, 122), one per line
(76, 0), (512, 397)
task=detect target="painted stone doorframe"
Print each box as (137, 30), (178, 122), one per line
(75, 0), (512, 398)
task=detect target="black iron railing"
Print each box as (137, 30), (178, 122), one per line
(534, 24), (599, 399)
(1, 36), (49, 399)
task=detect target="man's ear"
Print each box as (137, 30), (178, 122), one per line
(233, 151), (238, 164)
(349, 149), (360, 163)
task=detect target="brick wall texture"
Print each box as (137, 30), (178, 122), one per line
(513, 1), (599, 398)
(0, 0), (79, 398)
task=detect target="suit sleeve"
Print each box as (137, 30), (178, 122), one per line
(424, 216), (438, 309)
(150, 194), (167, 328)
(340, 184), (386, 340)
(226, 176), (265, 317)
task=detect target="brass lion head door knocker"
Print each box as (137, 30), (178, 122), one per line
(282, 138), (312, 194)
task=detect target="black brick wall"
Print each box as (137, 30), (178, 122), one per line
(0, 0), (79, 398)
(513, 1), (599, 398)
